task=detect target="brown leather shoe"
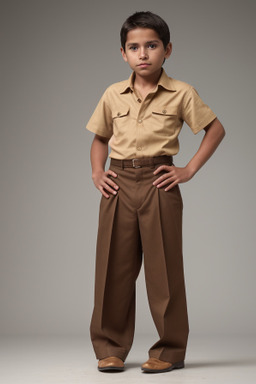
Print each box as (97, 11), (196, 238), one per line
(141, 357), (184, 373)
(98, 356), (124, 372)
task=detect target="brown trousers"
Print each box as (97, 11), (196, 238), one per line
(90, 157), (189, 363)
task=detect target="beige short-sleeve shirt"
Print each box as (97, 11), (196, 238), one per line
(86, 69), (217, 159)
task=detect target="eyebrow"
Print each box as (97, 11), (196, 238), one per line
(127, 40), (160, 46)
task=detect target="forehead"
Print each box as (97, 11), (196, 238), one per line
(125, 28), (161, 44)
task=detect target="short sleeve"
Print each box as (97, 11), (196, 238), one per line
(182, 87), (217, 134)
(86, 89), (113, 138)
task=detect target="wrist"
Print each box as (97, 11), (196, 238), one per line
(92, 168), (104, 179)
(185, 163), (197, 179)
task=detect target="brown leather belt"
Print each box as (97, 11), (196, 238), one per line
(110, 155), (173, 168)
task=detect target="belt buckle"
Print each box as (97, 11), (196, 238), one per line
(132, 158), (141, 168)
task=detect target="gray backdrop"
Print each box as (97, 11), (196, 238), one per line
(1, 0), (255, 338)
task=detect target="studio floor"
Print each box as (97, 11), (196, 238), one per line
(0, 334), (255, 384)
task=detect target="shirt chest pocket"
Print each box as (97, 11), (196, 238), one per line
(112, 106), (130, 135)
(151, 106), (179, 136)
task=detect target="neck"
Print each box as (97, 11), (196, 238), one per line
(134, 68), (162, 90)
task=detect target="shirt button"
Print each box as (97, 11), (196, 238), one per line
(117, 112), (121, 117)
(162, 109), (167, 114)
(137, 98), (142, 103)
(138, 119), (142, 123)
(137, 146), (142, 151)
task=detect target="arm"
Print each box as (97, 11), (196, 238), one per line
(153, 118), (226, 190)
(90, 134), (119, 198)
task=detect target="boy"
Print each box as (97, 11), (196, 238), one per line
(86, 11), (225, 374)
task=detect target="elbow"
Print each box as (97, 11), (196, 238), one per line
(219, 122), (226, 141)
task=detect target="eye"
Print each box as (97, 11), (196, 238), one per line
(129, 46), (138, 51)
(148, 43), (157, 49)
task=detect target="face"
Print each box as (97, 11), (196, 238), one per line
(121, 28), (172, 79)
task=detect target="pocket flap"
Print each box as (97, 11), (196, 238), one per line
(152, 106), (178, 116)
(112, 106), (130, 119)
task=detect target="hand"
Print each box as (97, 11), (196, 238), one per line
(92, 169), (119, 199)
(153, 164), (193, 191)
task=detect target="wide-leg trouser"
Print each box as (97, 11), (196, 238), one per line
(90, 160), (189, 363)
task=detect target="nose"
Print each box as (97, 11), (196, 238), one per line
(139, 47), (148, 60)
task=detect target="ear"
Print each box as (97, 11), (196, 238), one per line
(120, 47), (128, 62)
(164, 42), (172, 59)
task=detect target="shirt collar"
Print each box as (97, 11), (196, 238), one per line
(120, 68), (176, 94)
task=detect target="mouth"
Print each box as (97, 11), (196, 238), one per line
(137, 63), (151, 68)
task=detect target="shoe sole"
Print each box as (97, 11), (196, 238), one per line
(141, 360), (184, 373)
(98, 366), (124, 372)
